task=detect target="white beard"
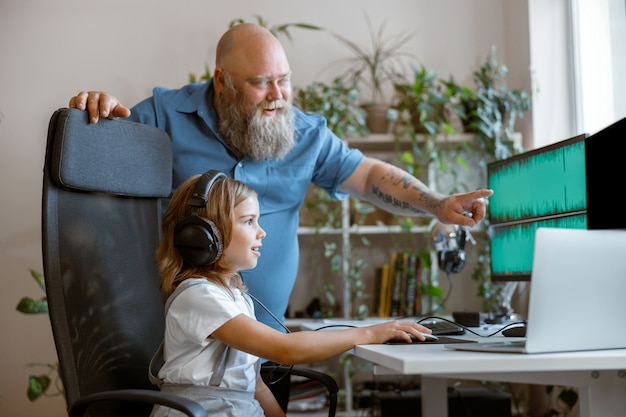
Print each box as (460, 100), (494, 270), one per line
(217, 90), (296, 161)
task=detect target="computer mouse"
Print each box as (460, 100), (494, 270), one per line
(420, 333), (439, 342)
(502, 325), (526, 337)
(386, 333), (439, 344)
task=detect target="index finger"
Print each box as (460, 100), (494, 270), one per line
(469, 189), (494, 199)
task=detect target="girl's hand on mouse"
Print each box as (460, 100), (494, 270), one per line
(366, 320), (433, 344)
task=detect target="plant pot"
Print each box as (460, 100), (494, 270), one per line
(361, 103), (390, 134)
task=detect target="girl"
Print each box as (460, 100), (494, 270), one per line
(150, 170), (432, 417)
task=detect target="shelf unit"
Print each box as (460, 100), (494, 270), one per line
(295, 132), (484, 414)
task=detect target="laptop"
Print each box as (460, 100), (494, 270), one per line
(447, 227), (626, 354)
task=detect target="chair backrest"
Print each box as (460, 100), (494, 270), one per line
(42, 108), (172, 414)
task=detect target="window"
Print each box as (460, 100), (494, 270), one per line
(571, 0), (626, 134)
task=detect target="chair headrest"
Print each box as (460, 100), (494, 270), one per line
(48, 108), (172, 198)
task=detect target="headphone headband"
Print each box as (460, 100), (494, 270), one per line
(187, 170), (228, 209)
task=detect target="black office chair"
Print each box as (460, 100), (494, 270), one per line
(41, 108), (338, 417)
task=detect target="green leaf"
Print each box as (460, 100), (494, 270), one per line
(17, 270), (48, 313)
(16, 297), (48, 314)
(27, 375), (50, 402)
(30, 269), (46, 291)
(454, 156), (470, 170)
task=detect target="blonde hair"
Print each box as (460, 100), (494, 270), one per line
(157, 174), (257, 300)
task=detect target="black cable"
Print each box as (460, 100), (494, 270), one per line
(419, 272), (454, 316)
(314, 324), (357, 331)
(439, 272), (453, 311)
(246, 292), (293, 385)
(417, 315), (527, 338)
(247, 292), (291, 334)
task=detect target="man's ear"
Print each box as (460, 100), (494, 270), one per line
(213, 68), (225, 87)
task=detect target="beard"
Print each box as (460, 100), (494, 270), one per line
(217, 87), (296, 161)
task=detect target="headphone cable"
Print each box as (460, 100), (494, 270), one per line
(246, 292), (294, 385)
(246, 292), (291, 334)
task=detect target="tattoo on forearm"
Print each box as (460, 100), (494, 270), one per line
(372, 185), (428, 215)
(371, 172), (442, 216)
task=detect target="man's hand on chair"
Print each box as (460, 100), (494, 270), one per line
(69, 91), (131, 124)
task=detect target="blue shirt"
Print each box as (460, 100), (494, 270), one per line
(128, 81), (365, 330)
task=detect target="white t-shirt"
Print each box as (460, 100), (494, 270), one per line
(158, 279), (258, 391)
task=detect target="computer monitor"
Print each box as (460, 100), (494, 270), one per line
(488, 213), (587, 281)
(585, 117), (626, 230)
(486, 116), (626, 282)
(487, 133), (588, 281)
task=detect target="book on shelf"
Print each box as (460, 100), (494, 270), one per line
(374, 251), (422, 318)
(398, 251), (423, 317)
(389, 252), (406, 317)
(403, 253), (421, 316)
(374, 263), (391, 317)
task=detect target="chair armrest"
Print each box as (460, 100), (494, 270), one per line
(69, 388), (208, 417)
(288, 366), (339, 395)
(269, 365), (338, 417)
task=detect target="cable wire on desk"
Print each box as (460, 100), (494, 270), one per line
(417, 315), (527, 338)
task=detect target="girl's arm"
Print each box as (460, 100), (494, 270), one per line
(254, 373), (286, 417)
(212, 315), (431, 365)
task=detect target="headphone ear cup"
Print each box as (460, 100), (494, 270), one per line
(174, 215), (223, 266)
(438, 249), (466, 274)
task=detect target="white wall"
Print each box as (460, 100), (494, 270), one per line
(0, 1), (551, 415)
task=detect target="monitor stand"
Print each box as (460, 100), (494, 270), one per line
(482, 282), (524, 324)
(452, 282), (525, 326)
(498, 281), (524, 322)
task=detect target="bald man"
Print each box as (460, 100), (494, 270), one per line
(69, 22), (492, 410)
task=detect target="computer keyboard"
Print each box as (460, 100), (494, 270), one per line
(419, 319), (465, 335)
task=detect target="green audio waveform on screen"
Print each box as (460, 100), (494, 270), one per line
(488, 138), (587, 225)
(490, 214), (587, 277)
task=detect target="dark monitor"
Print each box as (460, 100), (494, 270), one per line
(585, 117), (626, 229)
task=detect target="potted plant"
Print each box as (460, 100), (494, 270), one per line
(387, 64), (467, 187)
(389, 46), (532, 183)
(392, 65), (461, 137)
(453, 45), (531, 160)
(294, 77), (369, 138)
(329, 14), (414, 133)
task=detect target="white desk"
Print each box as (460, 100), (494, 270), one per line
(352, 336), (626, 417)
